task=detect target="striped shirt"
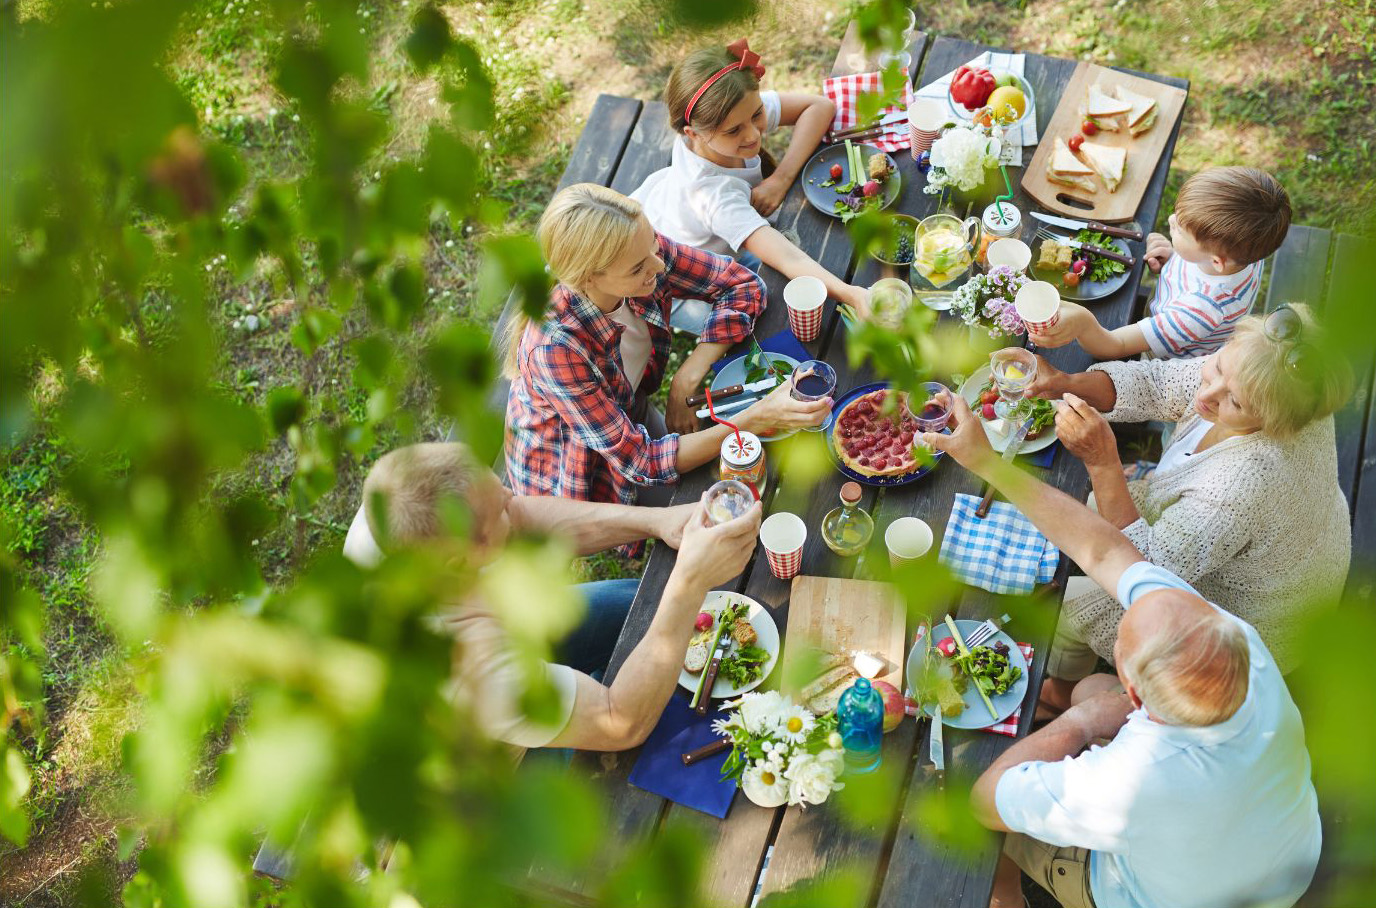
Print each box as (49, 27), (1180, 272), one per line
(1137, 253), (1263, 358)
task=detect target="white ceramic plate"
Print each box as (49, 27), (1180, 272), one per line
(677, 590), (780, 700)
(958, 364), (1058, 455)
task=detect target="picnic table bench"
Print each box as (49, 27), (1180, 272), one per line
(515, 27), (1194, 908)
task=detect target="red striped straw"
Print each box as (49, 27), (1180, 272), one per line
(704, 387), (745, 452)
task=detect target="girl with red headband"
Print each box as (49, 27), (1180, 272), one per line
(631, 40), (870, 358)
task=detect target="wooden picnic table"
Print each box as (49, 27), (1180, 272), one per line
(524, 29), (1189, 908)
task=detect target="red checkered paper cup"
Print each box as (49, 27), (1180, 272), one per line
(760, 512), (806, 580)
(1014, 280), (1062, 332)
(908, 99), (944, 160)
(784, 276), (826, 342)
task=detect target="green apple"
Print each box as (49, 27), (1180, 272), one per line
(994, 72), (1020, 88)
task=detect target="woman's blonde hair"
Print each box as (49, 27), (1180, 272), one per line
(663, 46), (776, 176)
(1226, 303), (1353, 439)
(501, 183), (644, 377)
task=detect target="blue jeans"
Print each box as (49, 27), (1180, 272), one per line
(555, 578), (639, 679)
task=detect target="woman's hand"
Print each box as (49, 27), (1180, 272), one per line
(739, 378), (831, 432)
(1055, 393), (1118, 468)
(1027, 301), (1092, 349)
(750, 174), (791, 218)
(654, 502), (703, 550)
(841, 283), (872, 319)
(1024, 354), (1069, 400)
(665, 393), (702, 436)
(1144, 232), (1174, 273)
(918, 390), (996, 477)
(671, 494), (762, 590)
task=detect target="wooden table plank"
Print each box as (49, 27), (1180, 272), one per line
(1264, 225), (1333, 313)
(556, 94), (644, 192)
(609, 101), (676, 196)
(875, 35), (1189, 908)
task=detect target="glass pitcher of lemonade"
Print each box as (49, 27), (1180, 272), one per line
(912, 212), (982, 291)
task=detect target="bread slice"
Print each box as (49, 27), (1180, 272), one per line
(1114, 85), (1158, 137)
(1086, 82), (1132, 118)
(1046, 136), (1097, 193)
(1079, 141), (1127, 193)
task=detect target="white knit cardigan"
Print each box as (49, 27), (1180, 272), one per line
(1062, 356), (1351, 673)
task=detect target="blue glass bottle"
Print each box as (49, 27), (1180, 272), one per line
(837, 678), (883, 774)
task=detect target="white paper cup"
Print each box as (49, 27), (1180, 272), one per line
(760, 512), (807, 580)
(1014, 280), (1062, 332)
(908, 99), (944, 158)
(783, 276), (827, 342)
(987, 237), (1033, 274)
(885, 517), (933, 567)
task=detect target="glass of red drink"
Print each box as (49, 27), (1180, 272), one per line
(907, 381), (952, 433)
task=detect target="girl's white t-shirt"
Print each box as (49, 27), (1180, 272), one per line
(631, 90), (783, 258)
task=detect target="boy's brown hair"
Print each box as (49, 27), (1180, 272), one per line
(1174, 166), (1291, 266)
(362, 442), (477, 548)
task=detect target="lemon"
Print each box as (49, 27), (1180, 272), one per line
(1005, 364), (1026, 380)
(986, 85), (1027, 124)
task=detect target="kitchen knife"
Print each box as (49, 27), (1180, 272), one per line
(1031, 211), (1143, 242)
(695, 393), (764, 420)
(930, 702), (945, 789)
(694, 636), (732, 716)
(685, 378), (778, 408)
(1043, 234), (1135, 267)
(682, 738), (731, 766)
(975, 415), (1036, 518)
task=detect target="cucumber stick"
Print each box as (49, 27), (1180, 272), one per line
(944, 614), (999, 720)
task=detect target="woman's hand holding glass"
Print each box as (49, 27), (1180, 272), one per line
(739, 379), (832, 432)
(1023, 354), (1069, 401)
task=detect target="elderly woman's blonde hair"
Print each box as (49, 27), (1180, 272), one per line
(1121, 609), (1251, 727)
(1227, 303), (1353, 440)
(501, 183), (644, 377)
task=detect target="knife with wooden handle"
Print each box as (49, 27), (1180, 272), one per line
(682, 738), (731, 766)
(694, 636), (731, 716)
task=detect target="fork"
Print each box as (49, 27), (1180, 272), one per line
(1034, 228), (1135, 267)
(964, 613), (1012, 649)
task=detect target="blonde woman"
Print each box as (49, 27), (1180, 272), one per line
(1024, 303), (1352, 706)
(504, 183), (828, 514)
(631, 40), (870, 343)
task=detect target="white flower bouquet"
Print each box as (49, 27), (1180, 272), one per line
(924, 125), (1002, 195)
(950, 266), (1029, 338)
(713, 690), (845, 808)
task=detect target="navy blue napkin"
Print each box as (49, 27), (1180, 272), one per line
(1023, 441), (1058, 469)
(628, 692), (737, 818)
(713, 328), (811, 375)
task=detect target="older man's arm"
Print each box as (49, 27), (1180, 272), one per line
(920, 393), (1144, 598)
(971, 690), (1134, 830)
(508, 495), (697, 555)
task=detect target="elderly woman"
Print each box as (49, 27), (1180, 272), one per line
(1026, 303), (1353, 709)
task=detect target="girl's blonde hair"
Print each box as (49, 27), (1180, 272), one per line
(501, 183), (644, 378)
(1226, 303), (1353, 440)
(664, 46), (776, 176)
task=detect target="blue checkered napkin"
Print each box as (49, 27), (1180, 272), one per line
(939, 493), (1060, 595)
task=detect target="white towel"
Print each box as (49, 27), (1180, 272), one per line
(914, 52), (1039, 166)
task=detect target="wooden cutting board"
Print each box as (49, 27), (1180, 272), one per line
(781, 576), (907, 693)
(1021, 61), (1187, 223)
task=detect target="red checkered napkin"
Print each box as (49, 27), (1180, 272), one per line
(823, 69), (914, 153)
(987, 642), (1035, 737)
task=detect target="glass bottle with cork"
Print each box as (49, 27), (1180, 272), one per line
(977, 200), (1022, 268)
(822, 481), (874, 557)
(718, 431), (766, 498)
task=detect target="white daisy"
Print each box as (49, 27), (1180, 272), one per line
(776, 706), (816, 744)
(741, 763), (790, 808)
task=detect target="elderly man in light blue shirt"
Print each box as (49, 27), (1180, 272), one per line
(922, 392), (1322, 908)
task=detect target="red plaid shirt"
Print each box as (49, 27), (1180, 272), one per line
(505, 233), (764, 506)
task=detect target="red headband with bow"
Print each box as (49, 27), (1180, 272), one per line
(684, 39), (767, 124)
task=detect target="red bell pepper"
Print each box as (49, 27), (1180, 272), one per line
(951, 65), (996, 111)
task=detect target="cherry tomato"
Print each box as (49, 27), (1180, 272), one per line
(1081, 118), (1099, 136)
(980, 389), (1000, 405)
(1063, 270), (1081, 288)
(830, 163), (843, 180)
(1068, 134), (1085, 153)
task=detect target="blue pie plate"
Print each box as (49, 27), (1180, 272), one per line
(825, 382), (947, 487)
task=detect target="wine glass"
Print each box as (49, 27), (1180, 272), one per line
(905, 381), (953, 433)
(790, 360), (837, 432)
(989, 348), (1037, 419)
